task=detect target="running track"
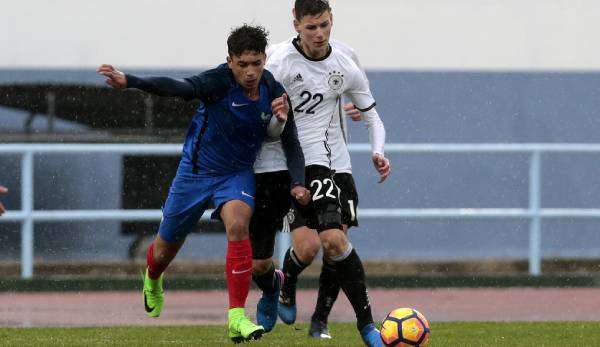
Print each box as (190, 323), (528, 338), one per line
(1, 288), (599, 327)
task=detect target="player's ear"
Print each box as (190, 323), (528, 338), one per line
(293, 9), (301, 34)
(226, 55), (232, 68)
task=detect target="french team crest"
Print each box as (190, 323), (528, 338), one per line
(260, 112), (271, 121)
(327, 70), (344, 91)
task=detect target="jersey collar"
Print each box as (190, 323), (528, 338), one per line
(292, 36), (332, 62)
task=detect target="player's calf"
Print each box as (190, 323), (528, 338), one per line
(278, 247), (309, 325)
(279, 228), (320, 304)
(310, 259), (340, 337)
(326, 240), (376, 336)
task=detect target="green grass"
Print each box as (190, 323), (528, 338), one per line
(1, 322), (600, 346)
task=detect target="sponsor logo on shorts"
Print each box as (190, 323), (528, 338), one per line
(241, 191), (255, 199)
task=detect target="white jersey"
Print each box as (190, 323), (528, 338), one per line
(254, 37), (380, 174)
(325, 39), (367, 173)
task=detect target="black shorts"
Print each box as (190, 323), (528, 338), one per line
(335, 172), (359, 228)
(249, 170), (291, 260)
(289, 165), (343, 232)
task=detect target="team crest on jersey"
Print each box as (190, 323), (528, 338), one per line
(286, 208), (295, 225)
(260, 112), (271, 121)
(327, 70), (344, 91)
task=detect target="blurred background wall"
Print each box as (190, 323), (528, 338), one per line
(1, 0), (599, 71)
(1, 0), (600, 262)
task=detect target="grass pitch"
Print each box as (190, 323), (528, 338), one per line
(1, 322), (600, 346)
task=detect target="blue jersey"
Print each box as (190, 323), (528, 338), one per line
(180, 65), (282, 175)
(126, 64), (305, 185)
(125, 64), (304, 242)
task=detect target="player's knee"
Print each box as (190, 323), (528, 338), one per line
(252, 258), (272, 275)
(153, 236), (183, 265)
(294, 237), (321, 263)
(319, 230), (348, 258)
(225, 218), (249, 240)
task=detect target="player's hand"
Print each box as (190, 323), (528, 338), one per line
(291, 185), (311, 206)
(344, 103), (362, 121)
(97, 64), (127, 89)
(372, 153), (391, 183)
(271, 93), (289, 122)
(0, 185), (7, 216)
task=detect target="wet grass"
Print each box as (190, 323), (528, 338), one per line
(1, 321), (600, 346)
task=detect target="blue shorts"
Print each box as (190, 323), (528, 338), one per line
(158, 169), (255, 243)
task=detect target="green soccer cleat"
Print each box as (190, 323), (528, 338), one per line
(228, 308), (265, 343)
(142, 268), (164, 318)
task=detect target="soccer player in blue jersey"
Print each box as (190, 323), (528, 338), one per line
(98, 24), (309, 343)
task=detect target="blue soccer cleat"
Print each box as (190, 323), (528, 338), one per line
(277, 288), (297, 325)
(256, 269), (284, 332)
(360, 323), (383, 347)
(277, 300), (297, 325)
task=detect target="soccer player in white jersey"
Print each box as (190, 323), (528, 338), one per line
(251, 1), (390, 345)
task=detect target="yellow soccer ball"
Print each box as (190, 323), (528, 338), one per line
(380, 308), (430, 347)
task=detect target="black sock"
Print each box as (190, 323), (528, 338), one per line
(252, 262), (277, 294)
(280, 247), (308, 305)
(311, 258), (340, 324)
(333, 248), (374, 332)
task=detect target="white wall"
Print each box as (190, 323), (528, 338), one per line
(1, 0), (599, 70)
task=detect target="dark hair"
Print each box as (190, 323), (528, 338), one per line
(294, 0), (331, 20)
(227, 24), (269, 57)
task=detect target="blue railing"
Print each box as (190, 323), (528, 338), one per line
(4, 143), (600, 278)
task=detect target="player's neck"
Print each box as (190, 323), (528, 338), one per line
(243, 86), (260, 100)
(299, 39), (329, 60)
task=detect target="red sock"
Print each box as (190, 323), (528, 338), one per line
(226, 239), (253, 309)
(146, 242), (165, 280)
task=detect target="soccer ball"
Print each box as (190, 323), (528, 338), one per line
(380, 307), (430, 347)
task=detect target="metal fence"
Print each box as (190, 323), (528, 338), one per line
(3, 143), (600, 278)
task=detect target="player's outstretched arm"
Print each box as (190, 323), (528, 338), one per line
(97, 64), (197, 99)
(98, 64), (127, 89)
(0, 185), (7, 216)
